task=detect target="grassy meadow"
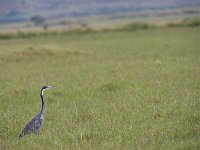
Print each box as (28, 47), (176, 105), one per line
(0, 25), (200, 149)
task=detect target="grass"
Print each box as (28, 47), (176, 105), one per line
(0, 26), (200, 149)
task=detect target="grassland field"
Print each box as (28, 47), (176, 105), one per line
(0, 25), (200, 149)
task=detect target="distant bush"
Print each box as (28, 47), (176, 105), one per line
(0, 28), (96, 40)
(167, 18), (200, 28)
(183, 18), (200, 27)
(0, 34), (13, 40)
(0, 31), (45, 40)
(119, 22), (153, 31)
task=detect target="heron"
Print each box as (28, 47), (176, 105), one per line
(19, 85), (53, 138)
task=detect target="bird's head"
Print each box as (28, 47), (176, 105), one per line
(42, 85), (52, 90)
(41, 85), (53, 95)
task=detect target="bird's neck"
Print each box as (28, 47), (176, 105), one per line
(40, 93), (45, 113)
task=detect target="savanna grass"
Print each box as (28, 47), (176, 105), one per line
(0, 26), (200, 149)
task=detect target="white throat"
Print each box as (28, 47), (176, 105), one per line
(41, 89), (47, 96)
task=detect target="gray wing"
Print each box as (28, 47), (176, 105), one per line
(21, 115), (43, 135)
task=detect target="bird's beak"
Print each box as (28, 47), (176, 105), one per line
(47, 86), (54, 89)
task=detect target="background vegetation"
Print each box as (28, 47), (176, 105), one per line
(0, 18), (200, 40)
(0, 24), (200, 149)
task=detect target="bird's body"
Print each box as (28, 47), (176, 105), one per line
(19, 86), (52, 138)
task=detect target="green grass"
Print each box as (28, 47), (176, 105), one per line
(0, 26), (200, 149)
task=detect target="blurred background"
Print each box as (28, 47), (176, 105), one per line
(0, 0), (200, 32)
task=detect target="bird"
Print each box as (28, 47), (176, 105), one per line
(19, 85), (53, 138)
